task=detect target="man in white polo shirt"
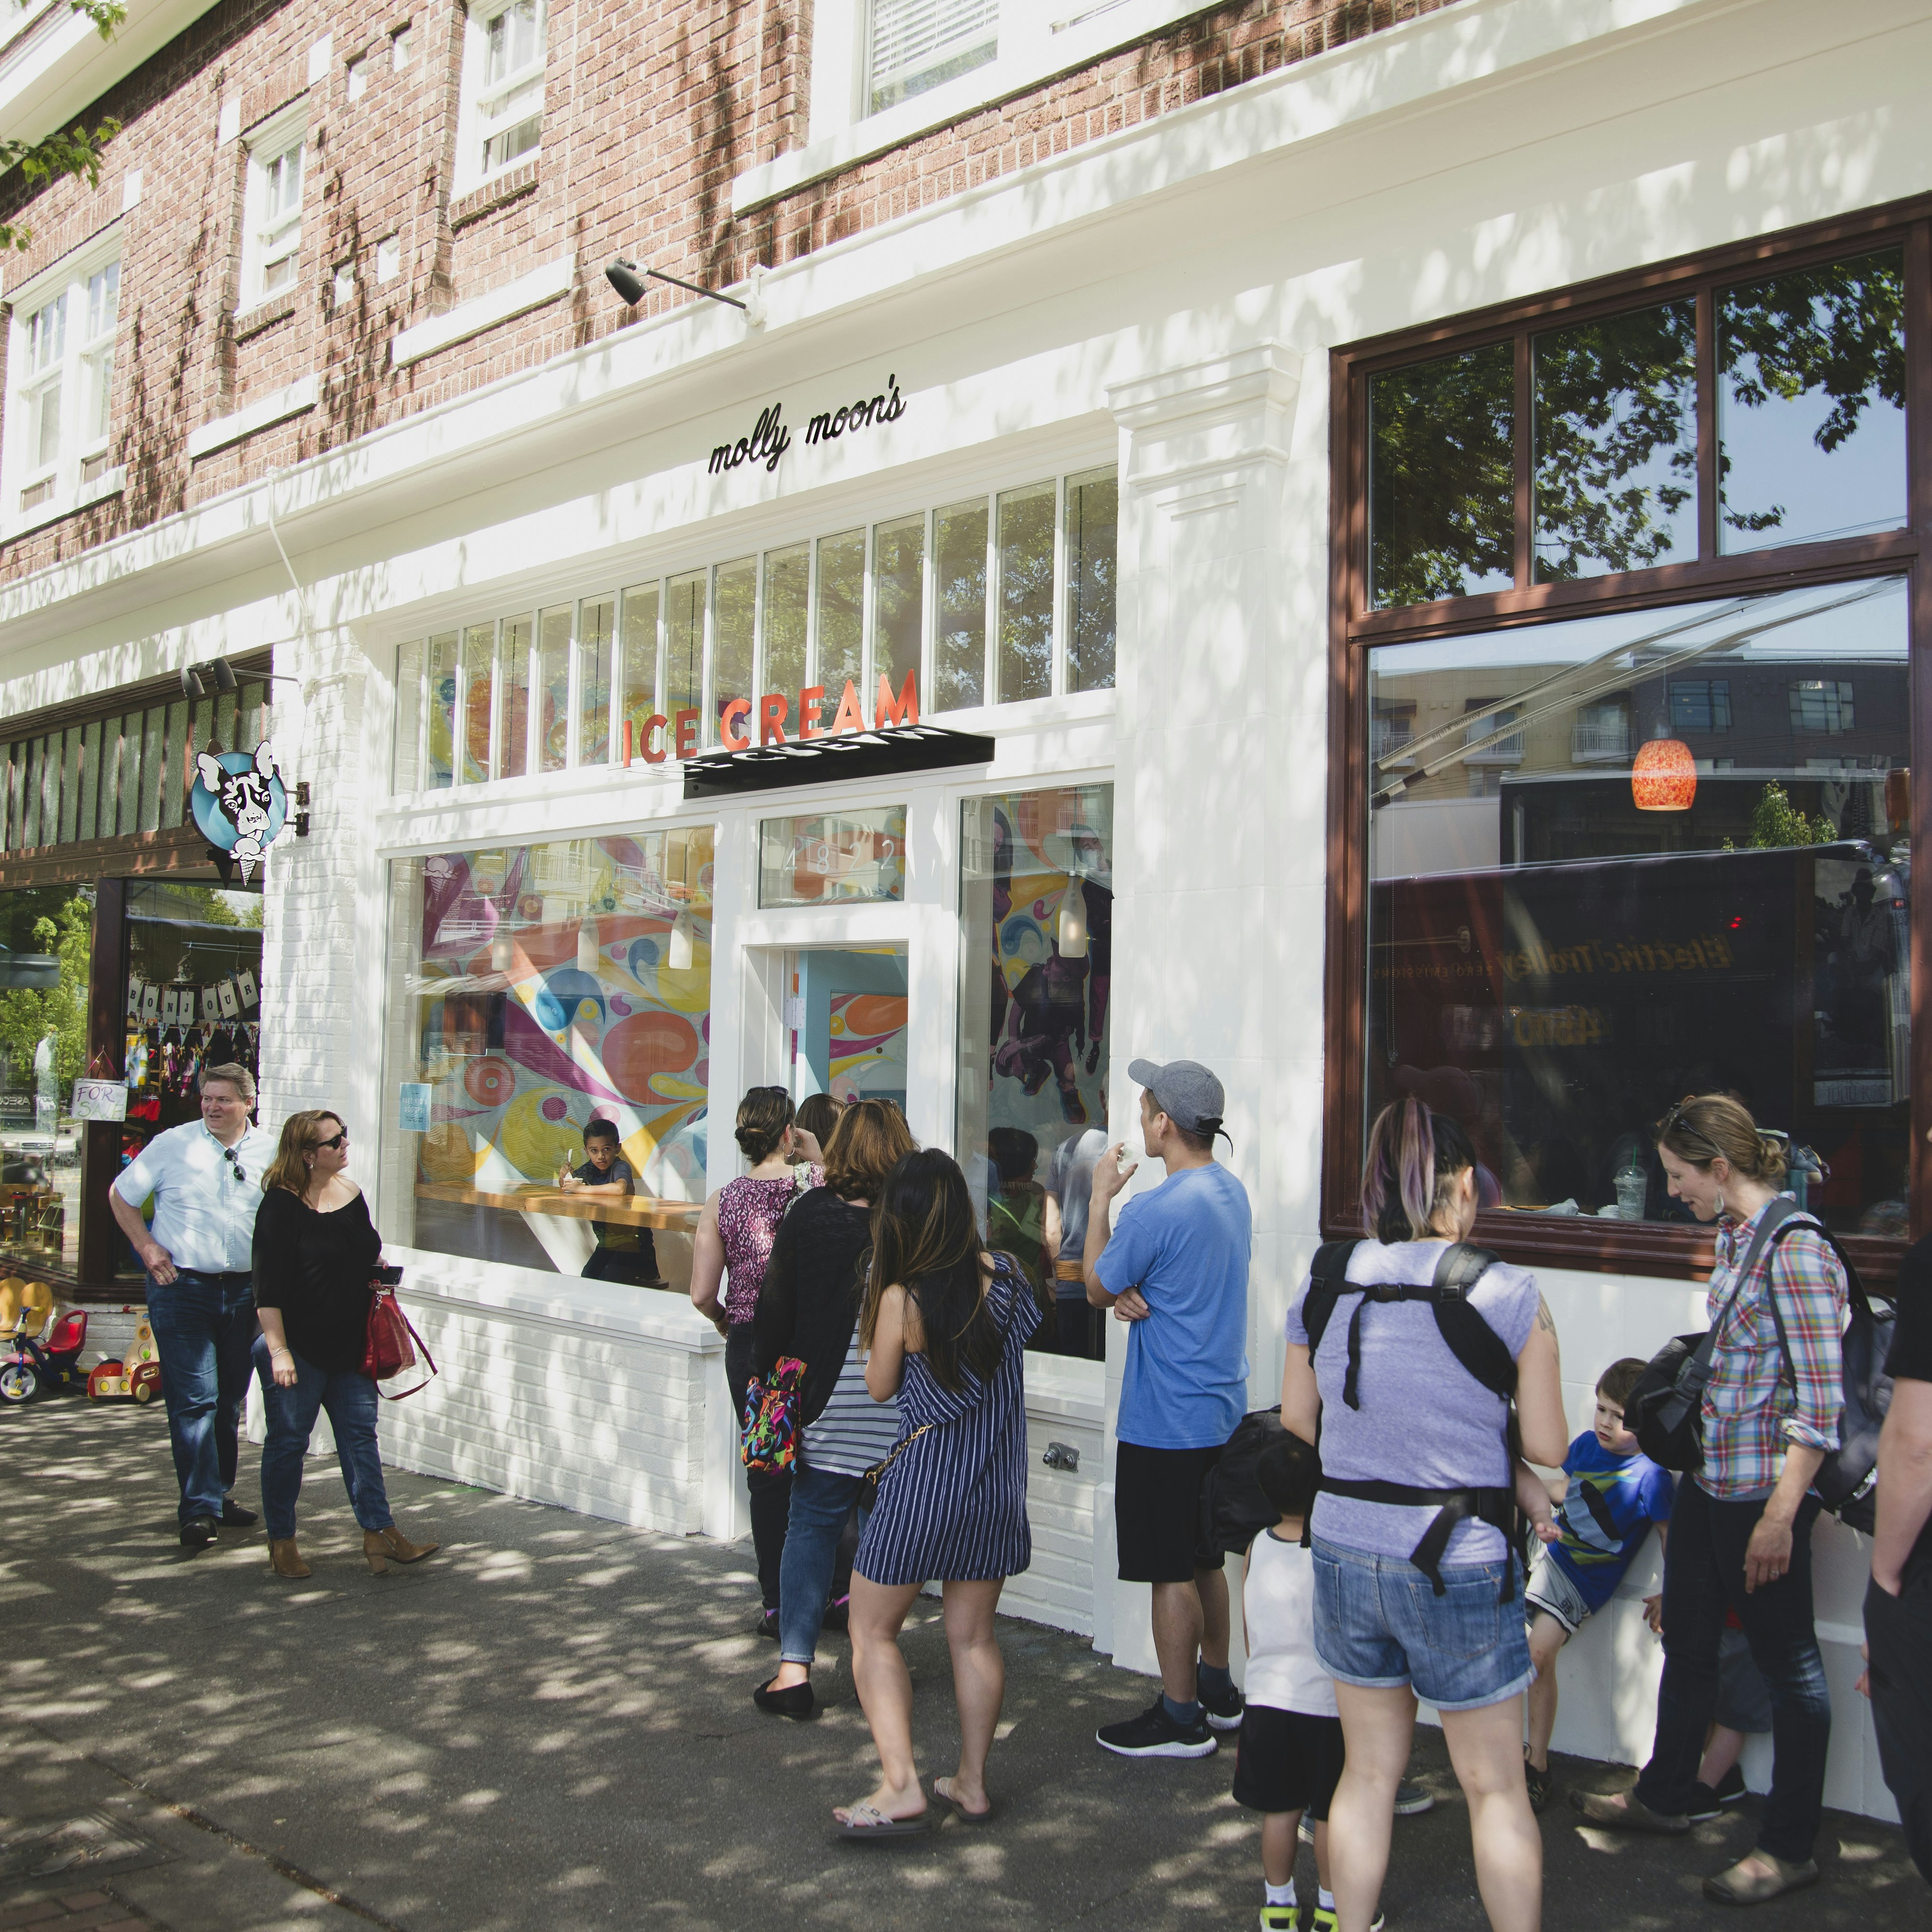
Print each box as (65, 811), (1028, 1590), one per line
(110, 1064), (275, 1549)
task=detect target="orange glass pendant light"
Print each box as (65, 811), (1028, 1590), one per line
(1632, 737), (1697, 812)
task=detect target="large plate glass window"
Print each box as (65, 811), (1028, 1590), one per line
(380, 829), (714, 1283)
(1364, 580), (1909, 1237)
(759, 806), (907, 907)
(957, 784), (1113, 1356)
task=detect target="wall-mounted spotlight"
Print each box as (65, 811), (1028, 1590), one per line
(181, 660), (239, 701)
(605, 257), (765, 327)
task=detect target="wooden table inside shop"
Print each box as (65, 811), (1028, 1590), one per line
(413, 1183), (703, 1231)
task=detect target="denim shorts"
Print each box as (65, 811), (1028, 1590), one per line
(1312, 1535), (1534, 1712)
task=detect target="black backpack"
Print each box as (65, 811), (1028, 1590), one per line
(1199, 1405), (1290, 1556)
(1628, 1197), (1894, 1531)
(1302, 1239), (1524, 1600)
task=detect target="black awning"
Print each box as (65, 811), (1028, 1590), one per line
(680, 725), (995, 799)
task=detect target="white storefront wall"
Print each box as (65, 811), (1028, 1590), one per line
(4, 0), (1922, 1822)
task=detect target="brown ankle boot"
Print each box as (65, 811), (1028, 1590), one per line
(364, 1525), (438, 1574)
(268, 1537), (310, 1579)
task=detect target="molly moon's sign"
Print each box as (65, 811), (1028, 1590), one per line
(707, 374), (910, 477)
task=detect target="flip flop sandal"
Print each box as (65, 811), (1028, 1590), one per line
(834, 1802), (931, 1840)
(933, 1778), (995, 1824)
(1702, 1857), (1820, 1905)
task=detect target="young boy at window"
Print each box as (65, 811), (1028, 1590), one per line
(1522, 1356), (1675, 1810)
(557, 1119), (661, 1287)
(1236, 1432), (1383, 1932)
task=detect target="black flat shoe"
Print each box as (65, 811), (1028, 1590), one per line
(754, 1675), (815, 1719)
(756, 1608), (780, 1641)
(220, 1500), (259, 1527)
(179, 1516), (217, 1550)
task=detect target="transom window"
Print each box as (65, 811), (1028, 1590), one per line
(4, 245), (120, 524)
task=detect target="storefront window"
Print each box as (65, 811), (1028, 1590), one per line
(997, 481), (1055, 703)
(427, 631), (459, 789)
(762, 544), (808, 702)
(460, 622), (493, 782)
(0, 883), (92, 1273)
(873, 513), (924, 701)
(665, 571), (704, 748)
(711, 557), (755, 748)
(500, 617), (532, 779)
(619, 582), (659, 760)
(381, 829), (714, 1284)
(577, 596), (614, 767)
(1066, 466), (1117, 693)
(1365, 579), (1909, 1236)
(817, 528), (865, 696)
(935, 498), (988, 711)
(759, 806), (906, 907)
(958, 784), (1112, 1330)
(537, 604), (571, 773)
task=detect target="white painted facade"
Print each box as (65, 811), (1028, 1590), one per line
(7, 0), (1926, 1823)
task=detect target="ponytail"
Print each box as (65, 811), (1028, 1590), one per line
(1653, 1093), (1786, 1185)
(1361, 1098), (1479, 1244)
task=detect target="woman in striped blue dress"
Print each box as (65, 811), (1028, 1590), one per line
(831, 1149), (1042, 1839)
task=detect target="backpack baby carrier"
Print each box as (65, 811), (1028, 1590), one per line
(1303, 1239), (1524, 1601)
(1199, 1405), (1291, 1557)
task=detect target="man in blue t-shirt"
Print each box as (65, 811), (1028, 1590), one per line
(1085, 1057), (1252, 1761)
(1523, 1356), (1675, 1810)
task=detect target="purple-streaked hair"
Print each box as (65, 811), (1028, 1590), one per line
(1361, 1097), (1478, 1244)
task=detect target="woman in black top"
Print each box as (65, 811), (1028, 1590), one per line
(253, 1109), (438, 1579)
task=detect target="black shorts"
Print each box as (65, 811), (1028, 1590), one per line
(1115, 1440), (1223, 1584)
(1232, 1706), (1346, 1820)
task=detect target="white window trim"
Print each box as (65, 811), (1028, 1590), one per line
(1, 224), (122, 540)
(732, 0), (1215, 215)
(238, 102), (309, 313)
(452, 0), (546, 199)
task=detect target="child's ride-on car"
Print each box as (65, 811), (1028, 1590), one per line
(88, 1319), (163, 1403)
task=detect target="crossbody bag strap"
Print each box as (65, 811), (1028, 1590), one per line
(1695, 1195), (1803, 1383)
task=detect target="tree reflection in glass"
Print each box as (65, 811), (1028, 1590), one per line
(1369, 341), (1514, 608)
(1719, 249), (1906, 553)
(1534, 301), (1696, 581)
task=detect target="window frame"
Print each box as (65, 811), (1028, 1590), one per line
(238, 106), (308, 312)
(1323, 198), (1932, 1285)
(2, 229), (123, 531)
(455, 0), (546, 194)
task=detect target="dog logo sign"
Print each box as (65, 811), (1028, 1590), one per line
(191, 740), (288, 883)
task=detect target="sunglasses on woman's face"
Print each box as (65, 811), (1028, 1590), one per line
(312, 1130), (348, 1152)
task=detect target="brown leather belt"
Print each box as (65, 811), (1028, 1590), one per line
(1053, 1260), (1084, 1282)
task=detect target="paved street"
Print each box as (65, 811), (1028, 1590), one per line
(1, 1397), (1922, 1932)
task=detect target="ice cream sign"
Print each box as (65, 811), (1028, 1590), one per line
(190, 740), (289, 883)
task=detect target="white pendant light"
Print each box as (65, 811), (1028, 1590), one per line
(490, 932), (514, 975)
(1056, 876), (1089, 959)
(576, 917), (600, 976)
(668, 908), (697, 973)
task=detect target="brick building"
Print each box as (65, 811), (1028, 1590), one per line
(0, 0), (1924, 1824)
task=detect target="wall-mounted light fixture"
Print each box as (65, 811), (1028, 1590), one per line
(605, 257), (766, 327)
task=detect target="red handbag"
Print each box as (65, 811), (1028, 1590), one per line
(363, 1283), (437, 1400)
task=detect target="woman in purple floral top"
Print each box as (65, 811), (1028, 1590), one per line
(691, 1086), (824, 1628)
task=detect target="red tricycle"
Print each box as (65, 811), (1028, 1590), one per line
(0, 1305), (90, 1403)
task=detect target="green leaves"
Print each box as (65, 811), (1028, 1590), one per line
(0, 0), (127, 251)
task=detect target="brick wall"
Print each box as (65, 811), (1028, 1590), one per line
(0, 0), (1456, 585)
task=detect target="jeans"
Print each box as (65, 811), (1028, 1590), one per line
(1634, 1479), (1830, 1863)
(779, 1459), (868, 1665)
(1866, 1551), (1932, 1884)
(583, 1240), (660, 1284)
(1055, 1298), (1103, 1360)
(145, 1269), (257, 1524)
(726, 1325), (792, 1611)
(253, 1337), (394, 1541)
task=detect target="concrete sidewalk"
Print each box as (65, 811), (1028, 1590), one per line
(1, 1398), (1922, 1932)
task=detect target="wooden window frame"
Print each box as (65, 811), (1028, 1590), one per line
(1323, 194), (1932, 1288)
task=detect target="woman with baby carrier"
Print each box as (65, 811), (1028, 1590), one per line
(1281, 1097), (1568, 1932)
(1576, 1094), (1846, 1905)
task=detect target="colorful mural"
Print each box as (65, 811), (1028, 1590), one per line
(827, 992), (909, 1104)
(410, 831), (715, 1202)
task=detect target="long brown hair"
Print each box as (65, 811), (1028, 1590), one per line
(859, 1149), (1002, 1394)
(264, 1109), (344, 1198)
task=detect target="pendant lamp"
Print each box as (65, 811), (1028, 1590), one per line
(1057, 876), (1090, 959)
(668, 908), (697, 973)
(490, 932), (514, 975)
(576, 918), (600, 976)
(1632, 737), (1697, 812)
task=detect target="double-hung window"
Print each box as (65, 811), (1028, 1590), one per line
(4, 243), (120, 524)
(868, 0), (998, 114)
(242, 114), (306, 308)
(460, 0), (544, 188)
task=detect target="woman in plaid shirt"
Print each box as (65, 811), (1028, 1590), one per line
(1576, 1095), (1846, 1906)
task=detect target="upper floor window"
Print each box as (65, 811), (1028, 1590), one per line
(1363, 246), (1906, 611)
(3, 245), (119, 524)
(868, 0), (997, 114)
(242, 115), (306, 308)
(459, 0), (544, 188)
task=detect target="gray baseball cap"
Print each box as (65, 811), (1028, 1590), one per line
(1128, 1057), (1226, 1137)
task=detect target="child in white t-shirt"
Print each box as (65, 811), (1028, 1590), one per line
(1237, 1433), (1384, 1932)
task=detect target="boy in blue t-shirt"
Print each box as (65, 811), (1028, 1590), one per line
(1523, 1356), (1674, 1812)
